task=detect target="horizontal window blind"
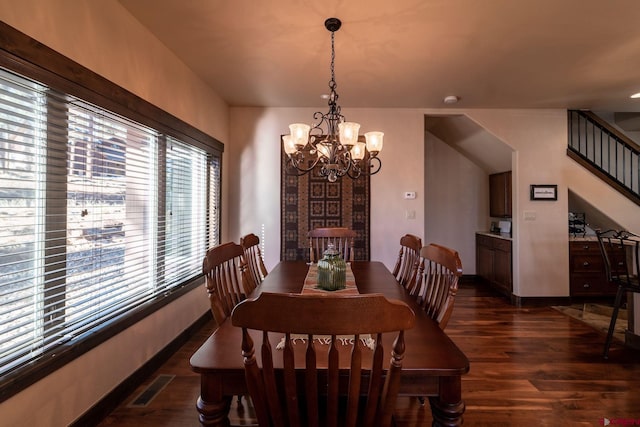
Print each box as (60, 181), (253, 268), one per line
(208, 154), (221, 249)
(63, 99), (158, 341)
(0, 66), (216, 380)
(0, 69), (48, 373)
(162, 137), (207, 286)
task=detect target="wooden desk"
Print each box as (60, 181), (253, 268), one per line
(190, 261), (470, 426)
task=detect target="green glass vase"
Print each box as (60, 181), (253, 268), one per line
(317, 243), (347, 291)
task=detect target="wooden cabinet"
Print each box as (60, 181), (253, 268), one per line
(569, 240), (617, 297)
(476, 239), (493, 281)
(476, 233), (512, 297)
(489, 171), (512, 218)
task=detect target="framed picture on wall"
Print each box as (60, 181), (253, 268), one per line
(530, 184), (557, 201)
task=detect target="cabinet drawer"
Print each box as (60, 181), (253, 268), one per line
(570, 254), (604, 273)
(476, 234), (511, 250)
(476, 234), (494, 247)
(569, 240), (618, 297)
(570, 273), (616, 296)
(493, 238), (512, 252)
(569, 241), (600, 254)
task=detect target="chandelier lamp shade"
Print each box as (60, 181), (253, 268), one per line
(283, 18), (384, 182)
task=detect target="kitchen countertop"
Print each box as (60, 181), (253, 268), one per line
(476, 231), (512, 241)
(479, 232), (602, 242)
(569, 235), (598, 242)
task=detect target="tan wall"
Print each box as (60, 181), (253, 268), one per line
(0, 1), (228, 425)
(229, 107), (639, 300)
(425, 132), (488, 274)
(228, 107), (426, 270)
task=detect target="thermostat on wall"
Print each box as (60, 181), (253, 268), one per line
(404, 191), (416, 199)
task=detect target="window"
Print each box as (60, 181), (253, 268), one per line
(163, 137), (207, 285)
(0, 70), (47, 373)
(208, 154), (221, 249)
(0, 42), (222, 397)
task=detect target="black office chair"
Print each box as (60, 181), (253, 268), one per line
(596, 229), (640, 359)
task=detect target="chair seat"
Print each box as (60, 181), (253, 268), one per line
(618, 275), (640, 288)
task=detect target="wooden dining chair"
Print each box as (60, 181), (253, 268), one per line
(596, 229), (640, 359)
(412, 243), (463, 406)
(202, 241), (252, 326)
(392, 234), (422, 292)
(414, 243), (463, 330)
(308, 227), (357, 263)
(240, 232), (268, 290)
(231, 292), (415, 427)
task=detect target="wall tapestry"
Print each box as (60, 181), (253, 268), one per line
(280, 140), (370, 262)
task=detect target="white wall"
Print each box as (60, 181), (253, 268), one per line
(0, 1), (228, 425)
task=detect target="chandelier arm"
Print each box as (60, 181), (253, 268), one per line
(338, 150), (352, 173)
(285, 164), (310, 176)
(285, 161), (317, 176)
(285, 153), (321, 175)
(346, 164), (361, 179)
(346, 156), (383, 179)
(365, 156), (382, 175)
(309, 112), (329, 139)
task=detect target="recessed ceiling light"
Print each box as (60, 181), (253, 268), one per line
(443, 95), (459, 104)
(631, 93), (640, 99)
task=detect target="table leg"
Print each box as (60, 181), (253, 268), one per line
(429, 376), (465, 427)
(196, 374), (232, 427)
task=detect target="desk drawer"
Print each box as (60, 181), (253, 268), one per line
(570, 241), (600, 254)
(569, 241), (617, 297)
(570, 273), (615, 296)
(570, 254), (604, 273)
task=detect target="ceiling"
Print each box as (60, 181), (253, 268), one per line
(118, 0), (640, 112)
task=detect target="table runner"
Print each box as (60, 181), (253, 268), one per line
(276, 263), (374, 350)
(301, 263), (358, 295)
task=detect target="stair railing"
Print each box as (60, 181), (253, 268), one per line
(567, 110), (640, 206)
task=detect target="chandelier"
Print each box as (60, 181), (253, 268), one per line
(283, 18), (383, 182)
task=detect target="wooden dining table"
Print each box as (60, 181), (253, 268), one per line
(190, 261), (470, 426)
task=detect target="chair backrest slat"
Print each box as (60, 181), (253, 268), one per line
(308, 227), (357, 263)
(240, 232), (268, 291)
(202, 241), (250, 326)
(392, 234), (422, 292)
(415, 243), (463, 330)
(231, 292), (415, 427)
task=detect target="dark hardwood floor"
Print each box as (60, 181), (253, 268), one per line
(97, 283), (640, 426)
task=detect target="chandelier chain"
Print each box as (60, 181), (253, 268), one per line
(330, 30), (336, 92)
